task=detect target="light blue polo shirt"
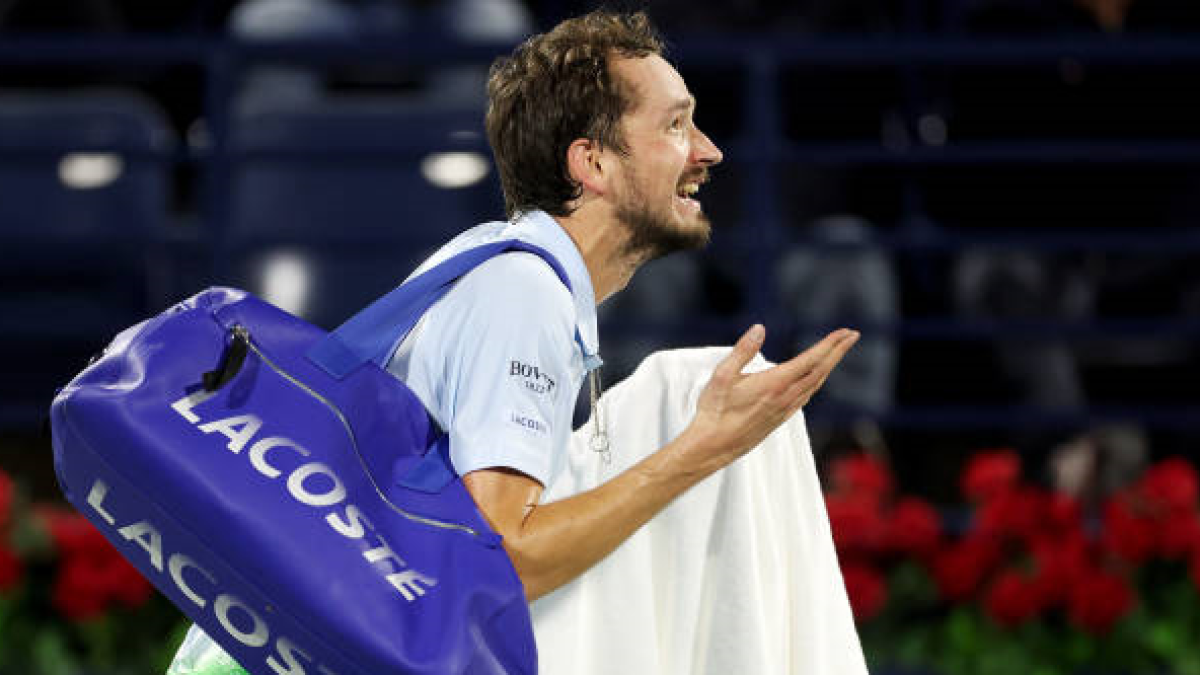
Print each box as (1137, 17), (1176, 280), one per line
(386, 210), (601, 487)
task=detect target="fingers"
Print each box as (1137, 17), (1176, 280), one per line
(777, 329), (859, 382)
(818, 330), (860, 383)
(781, 329), (860, 407)
(712, 324), (765, 383)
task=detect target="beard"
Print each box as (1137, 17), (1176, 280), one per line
(614, 166), (712, 262)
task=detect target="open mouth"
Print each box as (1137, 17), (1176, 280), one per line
(675, 178), (704, 213)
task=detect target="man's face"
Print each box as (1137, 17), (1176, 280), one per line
(607, 55), (723, 260)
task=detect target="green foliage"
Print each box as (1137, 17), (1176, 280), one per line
(835, 451), (1200, 675)
(0, 466), (189, 675)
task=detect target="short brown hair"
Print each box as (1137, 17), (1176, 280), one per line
(485, 10), (665, 219)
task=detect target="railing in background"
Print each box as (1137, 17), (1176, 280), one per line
(0, 32), (1197, 433)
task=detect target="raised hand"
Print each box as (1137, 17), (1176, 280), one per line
(688, 324), (860, 463)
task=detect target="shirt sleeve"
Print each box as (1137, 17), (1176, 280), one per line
(425, 252), (578, 486)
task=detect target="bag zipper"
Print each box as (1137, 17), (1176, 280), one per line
(232, 324), (485, 539)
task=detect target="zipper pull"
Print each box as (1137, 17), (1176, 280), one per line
(203, 325), (250, 392)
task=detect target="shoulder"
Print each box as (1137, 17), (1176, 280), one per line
(449, 251), (576, 322)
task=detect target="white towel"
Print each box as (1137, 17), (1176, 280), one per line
(530, 347), (869, 675)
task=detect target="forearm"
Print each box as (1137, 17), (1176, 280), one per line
(502, 425), (726, 602)
(466, 326), (858, 603)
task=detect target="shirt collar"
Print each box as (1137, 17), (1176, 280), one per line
(507, 210), (602, 369)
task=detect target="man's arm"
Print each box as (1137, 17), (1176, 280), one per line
(464, 324), (859, 602)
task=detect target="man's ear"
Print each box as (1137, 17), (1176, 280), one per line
(566, 138), (608, 196)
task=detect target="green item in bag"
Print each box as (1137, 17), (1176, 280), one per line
(166, 624), (249, 675)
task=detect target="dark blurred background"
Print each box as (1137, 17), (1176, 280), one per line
(0, 0), (1198, 672)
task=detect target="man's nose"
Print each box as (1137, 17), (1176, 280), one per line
(692, 127), (723, 166)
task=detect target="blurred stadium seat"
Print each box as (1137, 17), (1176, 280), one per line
(0, 89), (174, 422)
(220, 97), (505, 328)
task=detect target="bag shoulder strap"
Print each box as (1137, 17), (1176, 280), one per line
(307, 239), (573, 379)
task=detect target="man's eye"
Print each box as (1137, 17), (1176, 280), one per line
(669, 117), (683, 131)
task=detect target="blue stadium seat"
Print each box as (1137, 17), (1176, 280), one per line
(223, 97), (506, 328)
(0, 89), (175, 422)
(0, 91), (172, 239)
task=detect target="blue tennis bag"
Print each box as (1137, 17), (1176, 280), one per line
(50, 240), (571, 675)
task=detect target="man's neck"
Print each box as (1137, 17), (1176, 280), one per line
(553, 209), (645, 306)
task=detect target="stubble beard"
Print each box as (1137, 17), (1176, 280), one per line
(614, 170), (712, 263)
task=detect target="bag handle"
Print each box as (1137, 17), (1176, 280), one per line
(307, 239), (573, 379)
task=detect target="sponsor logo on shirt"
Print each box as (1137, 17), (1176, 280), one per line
(509, 360), (557, 396)
(510, 412), (549, 435)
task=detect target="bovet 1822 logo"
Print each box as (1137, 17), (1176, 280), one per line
(509, 360), (557, 396)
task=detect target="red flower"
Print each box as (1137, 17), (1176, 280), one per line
(1156, 510), (1200, 560)
(1137, 458), (1200, 515)
(841, 561), (887, 622)
(38, 507), (113, 559)
(984, 569), (1044, 627)
(830, 454), (894, 501)
(1029, 533), (1091, 608)
(1102, 492), (1157, 565)
(51, 549), (153, 620)
(887, 497), (943, 559)
(40, 508), (154, 620)
(931, 536), (1002, 602)
(0, 544), (22, 592)
(53, 556), (111, 621)
(103, 555), (153, 609)
(0, 470), (13, 531)
(975, 486), (1046, 545)
(1045, 492), (1083, 535)
(826, 494), (889, 557)
(1066, 569), (1134, 635)
(961, 449), (1021, 503)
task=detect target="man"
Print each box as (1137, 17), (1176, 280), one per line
(169, 10), (858, 674)
(389, 9), (859, 602)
